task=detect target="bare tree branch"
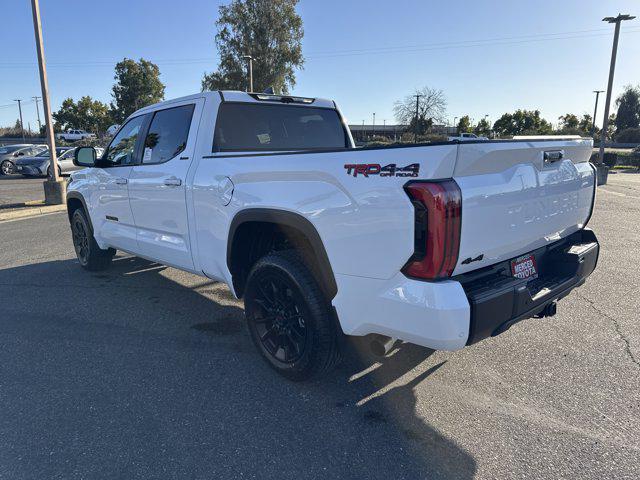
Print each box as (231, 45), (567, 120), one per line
(393, 86), (447, 126)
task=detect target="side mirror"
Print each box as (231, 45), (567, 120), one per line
(74, 146), (96, 167)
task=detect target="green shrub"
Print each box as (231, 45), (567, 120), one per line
(602, 152), (618, 168)
(616, 128), (640, 143)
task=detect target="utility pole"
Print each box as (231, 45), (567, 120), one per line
(453, 116), (458, 135)
(242, 54), (254, 92)
(414, 94), (422, 143)
(362, 119), (365, 141)
(32, 95), (42, 132)
(598, 13), (635, 165)
(31, 0), (64, 204)
(591, 90), (604, 135)
(14, 99), (25, 142)
(372, 113), (376, 137)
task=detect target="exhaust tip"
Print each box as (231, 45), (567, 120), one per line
(370, 335), (397, 357)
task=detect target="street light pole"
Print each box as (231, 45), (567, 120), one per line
(414, 94), (422, 143)
(13, 99), (25, 142)
(242, 55), (254, 92)
(598, 13), (635, 165)
(32, 96), (42, 132)
(31, 0), (64, 204)
(372, 113), (376, 137)
(591, 90), (604, 135)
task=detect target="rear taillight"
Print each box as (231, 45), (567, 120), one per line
(402, 180), (462, 280)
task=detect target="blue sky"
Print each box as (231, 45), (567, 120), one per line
(1, 0), (639, 130)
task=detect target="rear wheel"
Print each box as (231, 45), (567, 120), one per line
(1, 160), (15, 175)
(71, 208), (115, 271)
(244, 251), (341, 381)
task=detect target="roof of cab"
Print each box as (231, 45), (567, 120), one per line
(130, 90), (336, 118)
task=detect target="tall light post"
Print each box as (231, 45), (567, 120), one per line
(414, 94), (422, 143)
(598, 13), (635, 165)
(372, 113), (376, 137)
(453, 116), (458, 135)
(13, 99), (25, 142)
(242, 54), (254, 92)
(591, 90), (604, 135)
(32, 95), (42, 132)
(31, 0), (64, 204)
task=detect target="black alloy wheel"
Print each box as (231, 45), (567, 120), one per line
(250, 270), (309, 364)
(244, 251), (341, 381)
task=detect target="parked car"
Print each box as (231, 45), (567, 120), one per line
(0, 144), (47, 175)
(56, 129), (96, 142)
(16, 146), (103, 177)
(447, 132), (489, 141)
(106, 124), (120, 136)
(67, 91), (598, 381)
(15, 147), (72, 177)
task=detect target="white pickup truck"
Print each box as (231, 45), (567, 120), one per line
(67, 91), (599, 380)
(56, 129), (96, 142)
(447, 132), (488, 141)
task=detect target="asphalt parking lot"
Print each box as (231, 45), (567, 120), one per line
(0, 176), (49, 206)
(0, 172), (638, 479)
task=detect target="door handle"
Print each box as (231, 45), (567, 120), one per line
(163, 177), (182, 186)
(115, 177), (128, 185)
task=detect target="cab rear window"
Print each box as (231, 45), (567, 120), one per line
(213, 103), (349, 152)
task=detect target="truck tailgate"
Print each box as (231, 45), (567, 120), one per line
(453, 139), (595, 275)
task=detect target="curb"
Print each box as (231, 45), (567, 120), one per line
(0, 204), (66, 222)
(0, 200), (45, 210)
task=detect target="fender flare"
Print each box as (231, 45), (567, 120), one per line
(66, 191), (93, 232)
(227, 208), (338, 299)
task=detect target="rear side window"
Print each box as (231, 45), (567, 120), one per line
(142, 104), (194, 164)
(213, 103), (348, 152)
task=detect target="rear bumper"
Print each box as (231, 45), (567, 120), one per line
(332, 228), (598, 351)
(456, 228), (599, 345)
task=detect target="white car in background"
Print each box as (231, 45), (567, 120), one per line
(56, 129), (96, 142)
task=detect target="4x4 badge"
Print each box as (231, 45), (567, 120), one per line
(344, 163), (420, 178)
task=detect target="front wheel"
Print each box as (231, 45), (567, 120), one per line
(1, 160), (15, 175)
(71, 208), (115, 271)
(47, 165), (62, 178)
(244, 251), (341, 381)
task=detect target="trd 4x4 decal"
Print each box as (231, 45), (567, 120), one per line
(344, 163), (420, 178)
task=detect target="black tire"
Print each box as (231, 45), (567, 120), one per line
(244, 251), (341, 381)
(1, 160), (15, 175)
(71, 208), (115, 271)
(47, 165), (62, 178)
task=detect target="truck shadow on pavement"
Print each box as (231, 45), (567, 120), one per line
(0, 254), (476, 479)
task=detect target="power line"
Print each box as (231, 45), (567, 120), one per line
(0, 26), (639, 69)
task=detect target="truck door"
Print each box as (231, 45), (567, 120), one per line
(90, 114), (146, 253)
(127, 98), (203, 271)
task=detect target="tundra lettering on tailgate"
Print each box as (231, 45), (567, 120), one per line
(344, 163), (420, 178)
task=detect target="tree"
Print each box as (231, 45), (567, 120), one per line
(475, 118), (491, 136)
(578, 114), (593, 133)
(201, 0), (304, 94)
(393, 86), (447, 136)
(53, 96), (113, 134)
(614, 84), (640, 133)
(111, 58), (165, 123)
(492, 109), (553, 137)
(457, 115), (472, 133)
(558, 113), (579, 130)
